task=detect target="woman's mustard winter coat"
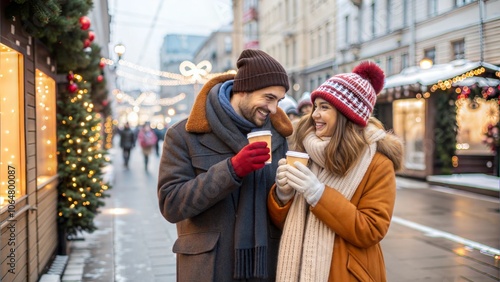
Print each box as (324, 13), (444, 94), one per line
(268, 152), (396, 281)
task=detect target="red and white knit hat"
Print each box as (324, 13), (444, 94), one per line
(310, 61), (385, 127)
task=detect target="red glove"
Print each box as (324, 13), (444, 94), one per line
(231, 141), (270, 178)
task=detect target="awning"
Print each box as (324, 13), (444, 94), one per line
(383, 60), (500, 89)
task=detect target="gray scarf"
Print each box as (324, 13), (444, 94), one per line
(206, 85), (271, 279)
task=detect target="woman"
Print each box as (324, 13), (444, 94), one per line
(268, 61), (403, 281)
(137, 122), (157, 171)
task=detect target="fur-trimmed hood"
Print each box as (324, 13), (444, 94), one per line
(185, 73), (293, 137)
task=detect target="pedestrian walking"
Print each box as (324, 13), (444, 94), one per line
(137, 122), (157, 171)
(269, 61), (404, 281)
(153, 124), (166, 157)
(157, 49), (292, 281)
(118, 122), (136, 169)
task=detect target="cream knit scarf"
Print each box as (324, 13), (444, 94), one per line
(276, 125), (386, 282)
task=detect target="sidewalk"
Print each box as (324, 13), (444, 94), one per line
(60, 140), (177, 282)
(48, 140), (499, 282)
(427, 173), (500, 197)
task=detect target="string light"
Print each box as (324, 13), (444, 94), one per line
(114, 90), (186, 107)
(103, 57), (236, 87)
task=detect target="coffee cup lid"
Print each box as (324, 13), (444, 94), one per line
(286, 151), (309, 158)
(247, 130), (272, 139)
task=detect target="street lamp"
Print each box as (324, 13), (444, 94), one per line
(419, 57), (433, 70)
(114, 43), (126, 61)
(113, 43), (126, 123)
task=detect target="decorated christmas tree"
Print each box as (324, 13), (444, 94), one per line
(56, 73), (110, 236)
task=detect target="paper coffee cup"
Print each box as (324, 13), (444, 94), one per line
(247, 130), (272, 164)
(286, 151), (309, 168)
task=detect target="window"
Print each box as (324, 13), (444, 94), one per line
(452, 40), (465, 60)
(310, 30), (315, 59)
(456, 97), (498, 154)
(386, 0), (391, 33)
(318, 27), (322, 57)
(224, 36), (232, 53)
(371, 2), (376, 37)
(428, 0), (438, 17)
(345, 15), (350, 45)
(393, 99), (426, 170)
(403, 0), (408, 27)
(455, 0), (476, 7)
(286, 43), (290, 66)
(36, 70), (57, 186)
(326, 22), (332, 52)
(293, 39), (297, 65)
(357, 6), (364, 43)
(424, 48), (436, 63)
(386, 56), (393, 75)
(0, 44), (26, 208)
(401, 53), (409, 70)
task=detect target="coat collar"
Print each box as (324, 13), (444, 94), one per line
(185, 73), (293, 137)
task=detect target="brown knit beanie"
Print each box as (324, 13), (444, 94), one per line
(233, 49), (290, 93)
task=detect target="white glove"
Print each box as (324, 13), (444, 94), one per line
(275, 158), (295, 204)
(286, 161), (325, 207)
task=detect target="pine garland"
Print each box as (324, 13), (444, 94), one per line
(434, 90), (457, 174)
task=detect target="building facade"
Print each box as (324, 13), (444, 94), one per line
(235, 0), (500, 177)
(193, 24), (235, 73)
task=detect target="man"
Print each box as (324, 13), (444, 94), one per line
(118, 122), (135, 168)
(157, 49), (292, 281)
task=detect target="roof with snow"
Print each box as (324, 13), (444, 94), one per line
(383, 60), (500, 90)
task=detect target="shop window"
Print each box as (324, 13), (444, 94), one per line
(393, 99), (426, 170)
(0, 44), (25, 208)
(36, 70), (57, 186)
(456, 97), (498, 154)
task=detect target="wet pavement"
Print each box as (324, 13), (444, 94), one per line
(57, 139), (500, 282)
(62, 141), (177, 282)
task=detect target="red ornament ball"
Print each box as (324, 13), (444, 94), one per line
(83, 38), (91, 48)
(68, 82), (78, 93)
(88, 31), (95, 42)
(79, 16), (91, 30)
(67, 73), (74, 81)
(96, 75), (104, 83)
(99, 60), (106, 69)
(102, 100), (109, 107)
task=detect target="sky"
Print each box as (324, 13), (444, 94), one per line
(107, 0), (233, 89)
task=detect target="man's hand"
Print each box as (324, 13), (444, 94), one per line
(231, 141), (270, 178)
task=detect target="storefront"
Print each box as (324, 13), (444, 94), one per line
(377, 60), (500, 179)
(1, 1), (59, 280)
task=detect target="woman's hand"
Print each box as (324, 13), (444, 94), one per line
(286, 162), (325, 207)
(275, 158), (295, 204)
